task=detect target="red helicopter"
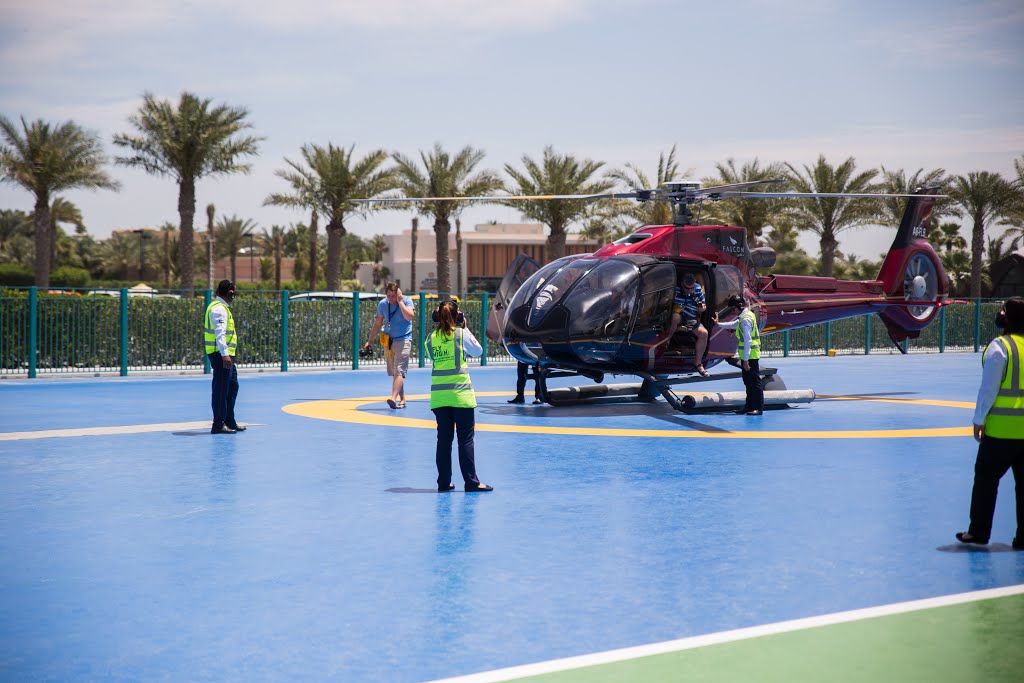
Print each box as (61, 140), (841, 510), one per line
(361, 181), (947, 411)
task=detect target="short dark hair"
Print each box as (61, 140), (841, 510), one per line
(1004, 297), (1024, 334)
(385, 282), (398, 293)
(216, 280), (234, 297)
(682, 273), (696, 287)
(728, 294), (745, 309)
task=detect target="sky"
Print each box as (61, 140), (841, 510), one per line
(1, 0), (1022, 261)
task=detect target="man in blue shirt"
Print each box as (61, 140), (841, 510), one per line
(667, 273), (709, 376)
(362, 282), (415, 409)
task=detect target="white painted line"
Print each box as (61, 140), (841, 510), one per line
(0, 422), (257, 440)
(424, 584), (1024, 683)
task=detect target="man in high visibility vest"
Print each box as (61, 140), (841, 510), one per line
(957, 297), (1024, 550)
(714, 294), (763, 415)
(205, 279), (244, 434)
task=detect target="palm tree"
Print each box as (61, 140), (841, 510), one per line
(33, 197), (84, 269)
(700, 157), (787, 247)
(98, 232), (138, 280)
(265, 143), (396, 290)
(1001, 155), (1024, 246)
(393, 144), (502, 294)
(607, 145), (689, 228)
(764, 219), (817, 276)
(927, 221), (967, 253)
(260, 225), (287, 290)
(784, 155), (880, 277)
(0, 209), (32, 261)
(0, 115), (120, 286)
(204, 203), (216, 289)
(947, 171), (1017, 297)
(215, 214), (256, 283)
(987, 231), (1020, 273)
(504, 146), (612, 261)
(410, 216), (418, 291)
(113, 92), (262, 293)
(368, 234), (388, 264)
(940, 249), (976, 297)
(877, 166), (949, 230)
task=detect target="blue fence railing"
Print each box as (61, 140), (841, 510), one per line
(0, 289), (1006, 378)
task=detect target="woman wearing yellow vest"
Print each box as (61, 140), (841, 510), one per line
(957, 297), (1024, 550)
(204, 280), (245, 434)
(425, 299), (492, 492)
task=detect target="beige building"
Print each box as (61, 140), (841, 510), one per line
(360, 223), (599, 293)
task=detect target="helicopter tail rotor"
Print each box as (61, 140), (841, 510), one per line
(875, 187), (948, 347)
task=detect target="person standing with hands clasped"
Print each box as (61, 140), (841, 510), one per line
(362, 282), (415, 409)
(205, 279), (245, 434)
(426, 299), (493, 493)
(714, 294), (764, 415)
(956, 297), (1024, 550)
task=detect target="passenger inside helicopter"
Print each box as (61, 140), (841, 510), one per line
(666, 270), (710, 375)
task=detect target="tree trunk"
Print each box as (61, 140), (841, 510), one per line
(434, 217), (450, 295)
(206, 203), (215, 290)
(163, 232), (171, 288)
(455, 217), (463, 297)
(819, 233), (838, 278)
(326, 217), (344, 291)
(410, 216), (418, 292)
(33, 196), (51, 288)
(274, 247), (282, 291)
(178, 178), (196, 294)
(308, 208), (319, 290)
(970, 212), (984, 298)
(230, 253), (237, 284)
(546, 221), (567, 261)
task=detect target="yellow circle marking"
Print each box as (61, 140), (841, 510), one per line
(283, 392), (975, 439)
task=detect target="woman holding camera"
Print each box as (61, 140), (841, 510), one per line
(425, 299), (493, 493)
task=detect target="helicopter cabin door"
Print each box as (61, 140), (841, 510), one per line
(487, 253), (541, 342)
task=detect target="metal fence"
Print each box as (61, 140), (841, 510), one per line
(0, 288), (513, 377)
(0, 288), (1007, 378)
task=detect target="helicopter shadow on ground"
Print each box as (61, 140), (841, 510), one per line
(479, 398), (751, 432)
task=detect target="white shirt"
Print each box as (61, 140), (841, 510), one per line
(209, 296), (232, 357)
(716, 307), (755, 361)
(459, 328), (483, 358)
(973, 338), (1010, 426)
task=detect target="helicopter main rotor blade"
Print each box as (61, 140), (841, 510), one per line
(711, 191), (946, 200)
(694, 179), (787, 195)
(352, 191), (643, 204)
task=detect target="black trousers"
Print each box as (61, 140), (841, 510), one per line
(209, 353), (239, 429)
(968, 435), (1024, 542)
(516, 361), (539, 400)
(432, 406), (480, 488)
(742, 358), (764, 412)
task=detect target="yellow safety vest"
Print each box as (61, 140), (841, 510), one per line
(204, 300), (237, 356)
(735, 308), (761, 360)
(426, 328), (476, 409)
(982, 334), (1024, 439)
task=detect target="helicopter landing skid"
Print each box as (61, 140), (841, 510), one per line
(539, 368), (815, 413)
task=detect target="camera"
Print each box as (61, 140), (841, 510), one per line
(358, 346), (374, 359)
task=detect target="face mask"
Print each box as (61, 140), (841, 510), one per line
(994, 310), (1006, 328)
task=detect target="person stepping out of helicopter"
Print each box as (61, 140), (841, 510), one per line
(666, 273), (710, 377)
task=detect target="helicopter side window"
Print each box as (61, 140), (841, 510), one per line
(508, 255), (586, 315)
(635, 288), (673, 331)
(713, 265), (743, 313)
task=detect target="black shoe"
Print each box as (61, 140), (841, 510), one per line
(466, 484), (494, 492)
(1012, 537), (1023, 550)
(438, 483), (455, 492)
(745, 410), (763, 416)
(211, 425), (236, 434)
(507, 397), (525, 404)
(226, 424), (246, 432)
(956, 532), (988, 545)
(532, 399), (543, 405)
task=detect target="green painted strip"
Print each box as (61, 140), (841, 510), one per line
(509, 593), (1024, 683)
